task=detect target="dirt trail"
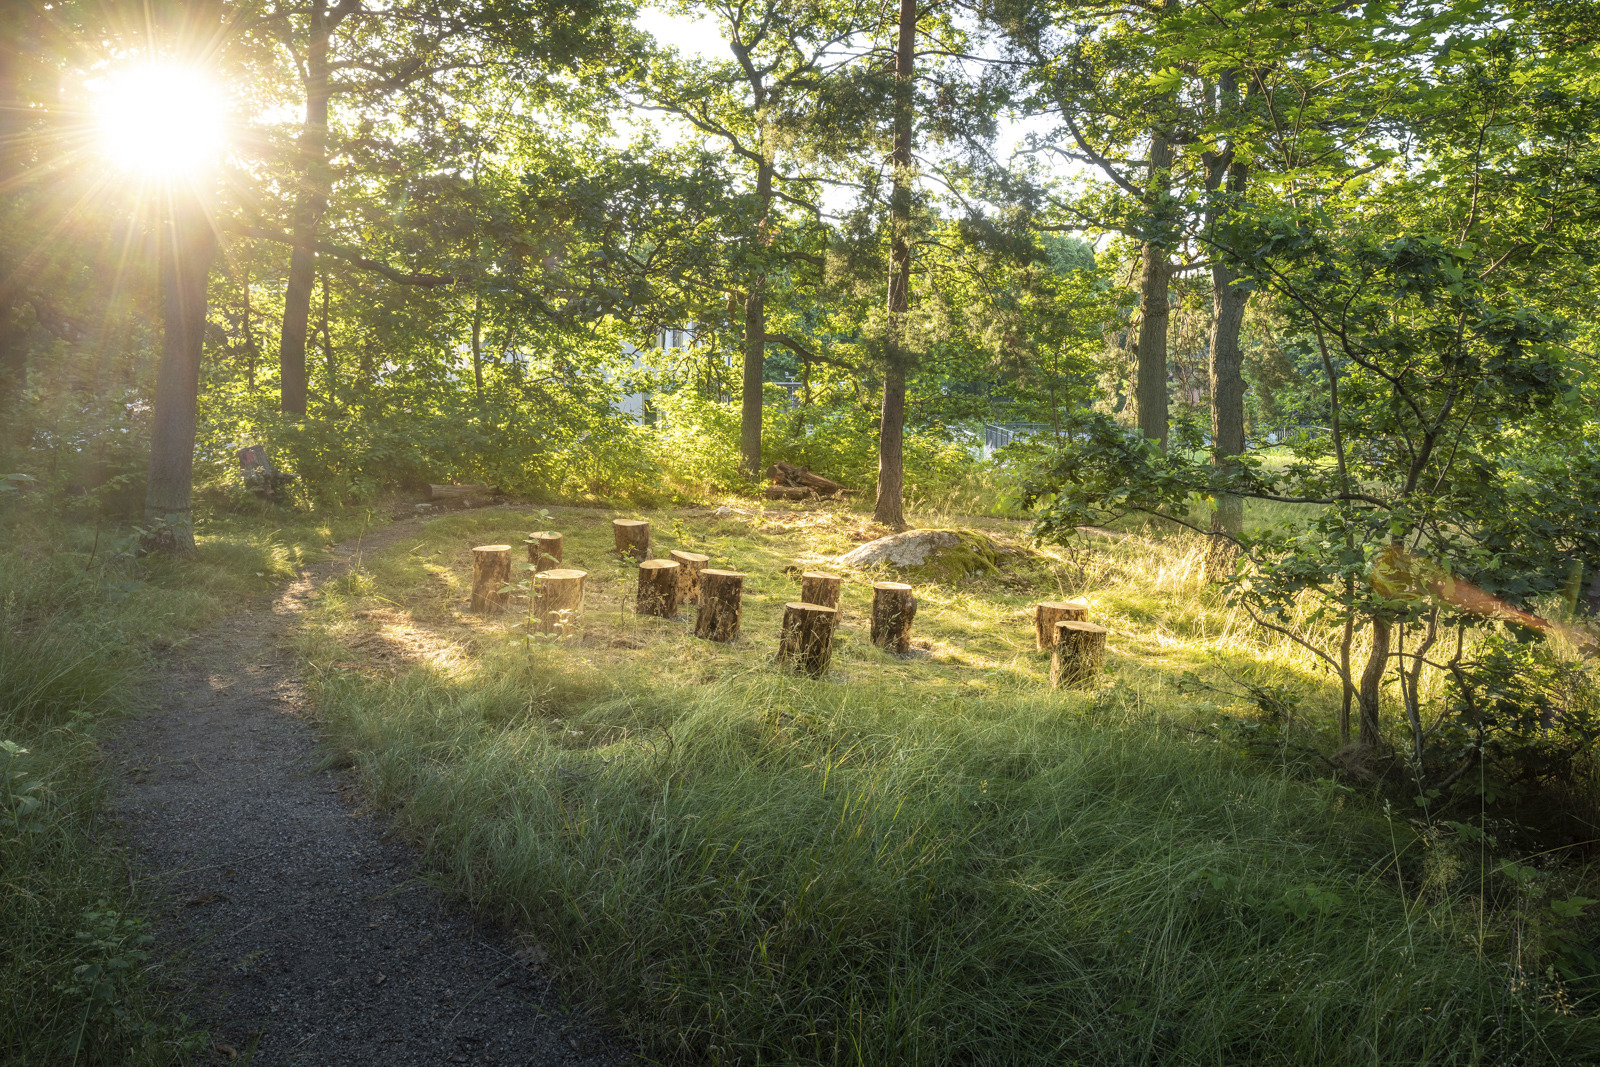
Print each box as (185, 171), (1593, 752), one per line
(110, 523), (632, 1066)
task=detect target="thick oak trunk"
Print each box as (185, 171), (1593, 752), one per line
(534, 568), (585, 634)
(636, 559), (680, 618)
(870, 581), (916, 654)
(1050, 620), (1108, 689)
(695, 569), (745, 642)
(1208, 142), (1249, 535)
(778, 602), (838, 678)
(669, 550), (709, 605)
(470, 545), (512, 613)
(612, 518), (651, 560)
(143, 195), (217, 554)
(527, 531), (562, 572)
(1035, 600), (1089, 649)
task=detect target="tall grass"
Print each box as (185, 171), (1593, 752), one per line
(301, 506), (1600, 1065)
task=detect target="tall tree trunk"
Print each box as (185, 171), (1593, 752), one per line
(1136, 130), (1173, 451)
(1357, 615), (1392, 749)
(1208, 164), (1249, 534)
(874, 0), (916, 529)
(471, 291), (484, 400)
(144, 195), (217, 554)
(320, 269), (334, 407)
(0, 14), (30, 418)
(278, 0), (336, 416)
(740, 156), (774, 479)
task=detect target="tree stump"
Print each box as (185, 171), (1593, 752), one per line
(670, 550), (710, 605)
(636, 559), (680, 618)
(1035, 600), (1089, 649)
(612, 518), (651, 560)
(799, 571), (843, 611)
(870, 582), (917, 653)
(1050, 620), (1109, 689)
(527, 531), (563, 573)
(534, 568), (586, 634)
(470, 544), (513, 613)
(778, 602), (838, 678)
(695, 569), (745, 642)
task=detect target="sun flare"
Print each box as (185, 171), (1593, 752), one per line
(92, 63), (227, 178)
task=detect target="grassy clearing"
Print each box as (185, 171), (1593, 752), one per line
(0, 504), (368, 1065)
(299, 502), (1599, 1065)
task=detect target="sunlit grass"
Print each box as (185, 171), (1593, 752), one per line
(299, 503), (1598, 1065)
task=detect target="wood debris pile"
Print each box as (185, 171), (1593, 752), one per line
(764, 460), (853, 501)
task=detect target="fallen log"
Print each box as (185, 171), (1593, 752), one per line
(767, 460), (852, 495)
(430, 483), (490, 500)
(765, 485), (815, 501)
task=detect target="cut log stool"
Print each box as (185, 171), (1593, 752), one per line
(1050, 620), (1109, 689)
(470, 544), (513, 613)
(670, 550), (710, 605)
(534, 568), (586, 634)
(695, 569), (745, 642)
(636, 559), (680, 618)
(778, 602), (838, 678)
(870, 582), (917, 653)
(527, 531), (563, 573)
(800, 572), (843, 611)
(613, 518), (651, 560)
(1035, 599), (1089, 649)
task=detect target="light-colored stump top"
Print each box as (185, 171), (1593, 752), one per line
(613, 518), (649, 528)
(536, 568), (586, 581)
(639, 558), (679, 570)
(873, 581), (913, 592)
(1038, 599), (1089, 611)
(671, 550), (710, 562)
(472, 544), (512, 553)
(1055, 620), (1109, 635)
(802, 570), (840, 580)
(785, 602), (838, 615)
(528, 530), (561, 539)
(702, 568), (745, 579)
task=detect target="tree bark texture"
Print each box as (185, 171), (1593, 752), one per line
(470, 544), (512, 613)
(1207, 108), (1249, 535)
(1357, 616), (1392, 749)
(874, 0), (916, 529)
(800, 572), (843, 611)
(778, 602), (838, 678)
(636, 559), (680, 618)
(527, 531), (562, 572)
(278, 0), (345, 416)
(695, 569), (745, 642)
(670, 550), (709, 605)
(534, 568), (585, 634)
(143, 195), (218, 554)
(870, 581), (917, 654)
(1050, 621), (1108, 689)
(1035, 600), (1089, 649)
(613, 518), (651, 560)
(1136, 129), (1174, 451)
(741, 156), (775, 480)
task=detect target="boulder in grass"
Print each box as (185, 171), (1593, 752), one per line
(837, 528), (1004, 579)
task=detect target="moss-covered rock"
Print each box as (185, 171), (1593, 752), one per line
(837, 528), (1004, 580)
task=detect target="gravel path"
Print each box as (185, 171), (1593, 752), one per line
(110, 528), (636, 1066)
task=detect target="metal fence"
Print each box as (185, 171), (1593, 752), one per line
(982, 422), (1053, 456)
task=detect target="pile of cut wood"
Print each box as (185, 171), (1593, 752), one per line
(764, 460), (852, 501)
